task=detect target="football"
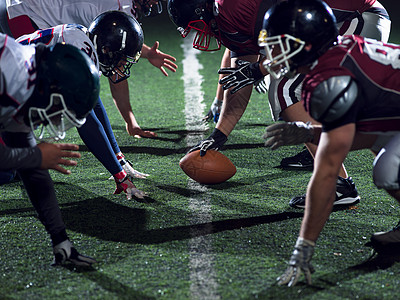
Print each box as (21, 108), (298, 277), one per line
(179, 150), (236, 184)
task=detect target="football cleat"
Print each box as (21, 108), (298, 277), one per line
(289, 176), (360, 209)
(280, 148), (314, 170)
(370, 221), (400, 246)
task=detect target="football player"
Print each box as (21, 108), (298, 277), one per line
(17, 11), (150, 200)
(0, 0), (177, 138)
(260, 0), (400, 286)
(167, 0), (390, 209)
(0, 33), (99, 265)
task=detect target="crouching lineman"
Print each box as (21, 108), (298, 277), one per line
(17, 11), (151, 200)
(0, 33), (99, 266)
(260, 0), (400, 286)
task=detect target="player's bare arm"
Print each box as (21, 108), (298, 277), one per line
(108, 79), (157, 138)
(301, 123), (356, 241)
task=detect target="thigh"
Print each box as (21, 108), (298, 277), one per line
(268, 74), (304, 121)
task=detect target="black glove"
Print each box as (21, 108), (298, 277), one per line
(218, 60), (264, 94)
(188, 128), (228, 157)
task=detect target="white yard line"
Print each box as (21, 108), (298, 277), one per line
(181, 35), (220, 300)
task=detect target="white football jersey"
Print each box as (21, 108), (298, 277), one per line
(6, 0), (134, 29)
(0, 33), (36, 132)
(16, 24), (100, 73)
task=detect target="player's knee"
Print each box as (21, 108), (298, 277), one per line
(373, 148), (400, 190)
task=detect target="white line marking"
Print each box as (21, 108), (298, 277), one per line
(181, 34), (220, 300)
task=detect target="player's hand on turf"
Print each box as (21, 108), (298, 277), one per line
(37, 143), (81, 175)
(263, 122), (314, 150)
(277, 237), (315, 287)
(52, 240), (96, 267)
(188, 128), (228, 157)
(114, 176), (148, 200)
(203, 98), (223, 123)
(145, 41), (178, 76)
(218, 60), (263, 94)
(254, 77), (268, 94)
(126, 123), (157, 138)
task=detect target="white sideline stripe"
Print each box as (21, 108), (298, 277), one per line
(181, 35), (220, 300)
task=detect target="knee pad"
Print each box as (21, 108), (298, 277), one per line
(373, 134), (400, 190)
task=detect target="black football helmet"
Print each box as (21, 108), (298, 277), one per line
(258, 0), (338, 79)
(132, 0), (163, 19)
(167, 0), (220, 51)
(88, 11), (144, 83)
(27, 43), (100, 141)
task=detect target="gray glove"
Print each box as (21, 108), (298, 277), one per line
(203, 97), (223, 123)
(277, 237), (316, 287)
(52, 240), (97, 267)
(263, 122), (314, 150)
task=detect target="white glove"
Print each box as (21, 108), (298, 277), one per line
(277, 237), (316, 287)
(263, 122), (314, 150)
(114, 175), (148, 200)
(203, 98), (223, 123)
(52, 240), (96, 267)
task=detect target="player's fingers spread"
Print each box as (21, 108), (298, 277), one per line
(58, 158), (78, 167)
(53, 165), (71, 175)
(60, 150), (81, 158)
(165, 62), (177, 72)
(164, 55), (177, 62)
(160, 67), (168, 76)
(304, 269), (312, 285)
(288, 268), (301, 287)
(277, 267), (293, 285)
(56, 143), (80, 151)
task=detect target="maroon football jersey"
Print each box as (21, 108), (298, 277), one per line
(214, 0), (275, 55)
(303, 35), (400, 133)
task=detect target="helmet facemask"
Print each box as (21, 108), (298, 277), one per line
(258, 29), (305, 80)
(178, 19), (221, 51)
(99, 51), (140, 83)
(28, 93), (86, 141)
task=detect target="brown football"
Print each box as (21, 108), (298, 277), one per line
(179, 150), (236, 184)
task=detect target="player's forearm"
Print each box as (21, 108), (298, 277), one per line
(300, 172), (337, 242)
(109, 80), (139, 128)
(216, 84), (252, 136)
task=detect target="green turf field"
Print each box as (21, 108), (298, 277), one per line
(1, 8), (400, 300)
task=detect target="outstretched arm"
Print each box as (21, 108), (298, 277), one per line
(278, 123), (355, 287)
(109, 79), (157, 138)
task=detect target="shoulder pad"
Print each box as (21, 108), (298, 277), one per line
(309, 75), (358, 123)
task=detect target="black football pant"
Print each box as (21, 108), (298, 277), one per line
(2, 131), (67, 245)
